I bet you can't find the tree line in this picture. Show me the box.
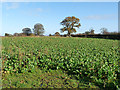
[5,16,119,37]
[5,23,44,36]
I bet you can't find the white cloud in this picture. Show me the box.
[1,0,7,2]
[84,14,117,20]
[28,8,43,16]
[22,8,43,17]
[36,8,42,12]
[6,2,19,10]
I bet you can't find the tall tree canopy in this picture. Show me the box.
[22,28,32,36]
[33,23,45,36]
[60,16,81,37]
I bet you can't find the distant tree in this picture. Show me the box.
[5,33,12,36]
[85,31,90,35]
[14,33,19,36]
[29,33,35,36]
[19,33,26,36]
[89,28,95,34]
[60,16,81,37]
[5,33,9,36]
[100,28,108,34]
[55,32,60,36]
[49,34,52,36]
[22,28,32,36]
[109,31,118,35]
[33,23,44,36]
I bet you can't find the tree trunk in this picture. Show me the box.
[68,31,71,37]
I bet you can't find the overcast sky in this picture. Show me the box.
[1,2,118,36]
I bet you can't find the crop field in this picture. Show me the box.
[1,37,120,89]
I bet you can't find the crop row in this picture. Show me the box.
[2,37,120,88]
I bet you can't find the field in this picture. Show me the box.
[1,37,120,89]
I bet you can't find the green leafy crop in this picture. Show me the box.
[2,37,120,89]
